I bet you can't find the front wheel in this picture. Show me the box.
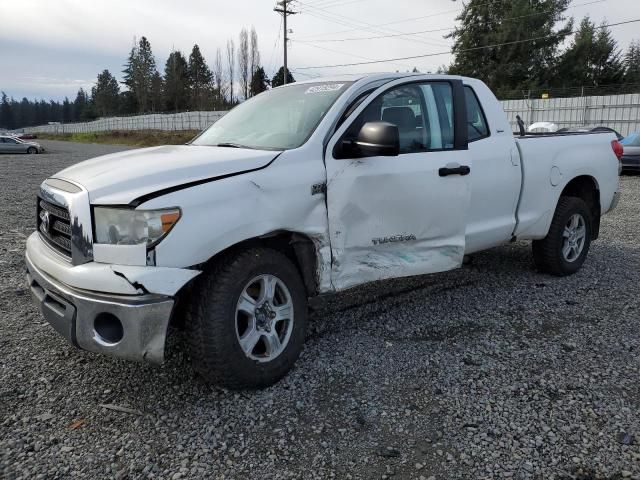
[532,196,592,276]
[27,147,37,154]
[185,248,308,389]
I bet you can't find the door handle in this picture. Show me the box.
[439,165,471,177]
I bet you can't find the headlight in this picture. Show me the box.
[93,207,181,247]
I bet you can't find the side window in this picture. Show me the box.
[464,86,489,141]
[340,82,455,155]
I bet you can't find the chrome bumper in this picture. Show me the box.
[25,253,175,363]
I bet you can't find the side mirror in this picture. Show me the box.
[355,121,400,157]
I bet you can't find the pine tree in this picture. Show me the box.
[62,98,72,123]
[92,69,120,117]
[0,92,15,130]
[250,66,269,96]
[164,50,189,111]
[271,67,295,88]
[624,40,640,84]
[448,0,572,95]
[73,88,89,122]
[188,44,213,110]
[122,36,157,113]
[556,18,624,88]
[151,71,163,112]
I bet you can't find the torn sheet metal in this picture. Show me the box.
[110,266,200,296]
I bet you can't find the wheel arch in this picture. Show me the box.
[558,175,601,240]
[198,230,321,298]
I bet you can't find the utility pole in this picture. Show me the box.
[274,0,297,85]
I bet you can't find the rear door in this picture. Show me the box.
[325,77,472,291]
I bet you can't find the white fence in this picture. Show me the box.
[20,92,640,137]
[24,111,227,134]
[502,93,640,136]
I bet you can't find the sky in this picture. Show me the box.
[0,0,638,101]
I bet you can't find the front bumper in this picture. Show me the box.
[26,252,175,363]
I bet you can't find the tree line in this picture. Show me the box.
[1,28,296,130]
[447,0,640,98]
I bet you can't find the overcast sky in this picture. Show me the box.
[0,0,637,100]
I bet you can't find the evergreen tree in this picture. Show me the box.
[164,50,189,111]
[0,92,15,130]
[73,88,89,122]
[92,69,120,117]
[448,0,572,95]
[250,66,269,96]
[271,67,295,88]
[151,71,164,111]
[623,40,640,84]
[188,44,213,110]
[122,36,157,112]
[556,18,625,88]
[62,97,73,123]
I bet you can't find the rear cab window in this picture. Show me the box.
[464,86,490,142]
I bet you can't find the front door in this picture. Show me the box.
[325,78,472,291]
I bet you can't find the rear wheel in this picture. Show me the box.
[27,147,37,154]
[532,196,592,276]
[185,248,307,389]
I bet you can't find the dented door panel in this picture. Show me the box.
[325,77,472,291]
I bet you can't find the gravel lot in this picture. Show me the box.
[1,140,639,480]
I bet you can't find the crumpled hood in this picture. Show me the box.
[54,145,280,205]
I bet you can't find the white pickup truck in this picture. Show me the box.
[26,73,621,388]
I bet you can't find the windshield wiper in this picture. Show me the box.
[216,142,247,148]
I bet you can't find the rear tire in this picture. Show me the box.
[532,196,592,276]
[185,247,308,389]
[27,147,37,154]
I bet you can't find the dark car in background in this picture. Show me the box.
[620,132,640,173]
[557,126,624,141]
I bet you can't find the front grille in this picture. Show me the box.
[37,198,72,260]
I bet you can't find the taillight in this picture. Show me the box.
[611,140,623,161]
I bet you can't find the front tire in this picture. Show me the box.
[27,147,37,154]
[185,248,308,389]
[532,196,592,276]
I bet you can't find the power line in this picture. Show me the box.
[295,0,501,40]
[294,0,451,48]
[294,0,605,44]
[267,16,283,77]
[294,18,640,70]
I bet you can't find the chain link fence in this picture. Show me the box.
[22,111,227,134]
[502,93,640,136]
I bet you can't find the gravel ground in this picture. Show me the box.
[1,140,639,480]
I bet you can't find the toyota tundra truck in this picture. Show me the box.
[25,73,622,389]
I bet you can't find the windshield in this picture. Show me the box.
[192,81,352,150]
[621,133,640,146]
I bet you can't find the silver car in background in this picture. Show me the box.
[0,135,44,154]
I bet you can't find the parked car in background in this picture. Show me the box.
[0,135,44,154]
[557,126,624,141]
[620,132,640,173]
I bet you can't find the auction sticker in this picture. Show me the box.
[305,84,345,94]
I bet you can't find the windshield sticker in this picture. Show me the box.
[305,84,345,94]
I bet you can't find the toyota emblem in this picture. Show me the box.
[42,210,51,233]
